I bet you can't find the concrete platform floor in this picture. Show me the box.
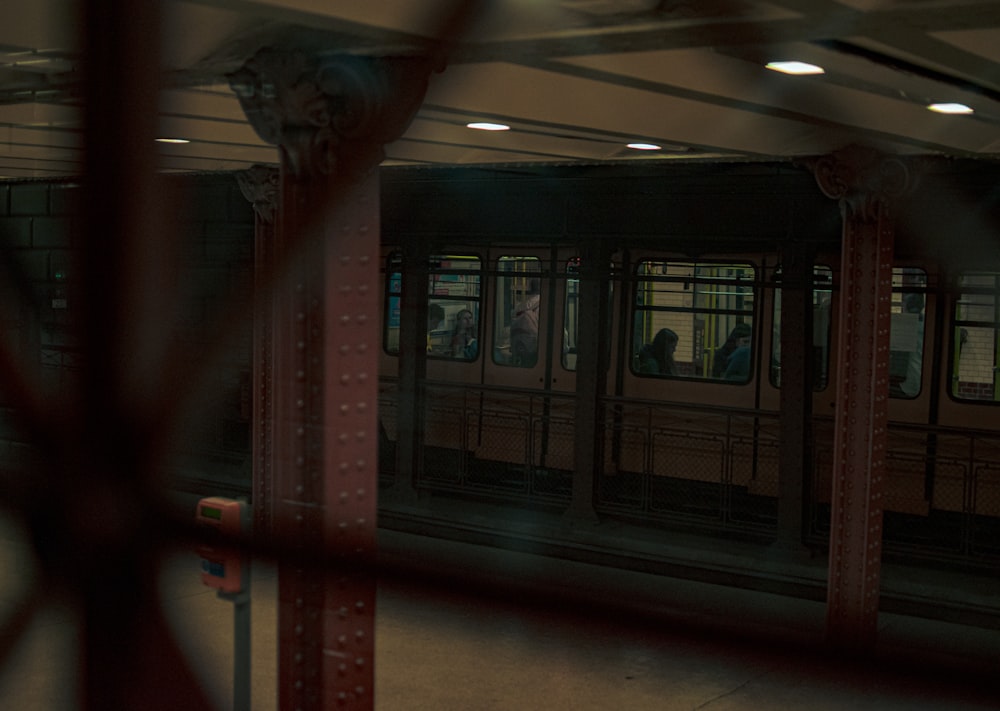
[2,519,1000,710]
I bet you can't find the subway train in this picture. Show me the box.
[375,160,1000,570]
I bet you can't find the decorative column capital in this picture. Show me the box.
[807,144,918,219]
[228,49,440,179]
[236,164,280,223]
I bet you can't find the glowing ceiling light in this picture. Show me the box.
[155,137,190,144]
[927,102,974,114]
[765,61,824,75]
[627,143,661,151]
[467,122,510,131]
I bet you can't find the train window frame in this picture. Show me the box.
[950,270,1000,403]
[382,252,483,360]
[630,259,756,382]
[769,264,834,391]
[492,255,543,368]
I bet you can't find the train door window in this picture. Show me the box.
[493,256,542,368]
[889,267,927,398]
[632,259,755,380]
[561,257,613,371]
[383,252,482,359]
[770,265,833,390]
[951,271,1000,402]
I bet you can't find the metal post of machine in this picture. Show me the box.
[195,496,252,710]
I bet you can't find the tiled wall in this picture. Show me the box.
[0,174,255,494]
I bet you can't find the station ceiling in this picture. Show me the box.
[1,0,1000,179]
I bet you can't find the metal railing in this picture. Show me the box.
[380,379,1000,569]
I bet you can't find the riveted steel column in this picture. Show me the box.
[811,146,915,651]
[238,166,280,538]
[271,169,380,709]
[229,50,439,710]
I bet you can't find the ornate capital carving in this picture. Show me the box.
[808,145,916,220]
[236,164,280,223]
[228,49,439,179]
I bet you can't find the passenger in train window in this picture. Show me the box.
[450,309,478,359]
[510,278,540,367]
[897,293,925,397]
[713,323,752,378]
[427,303,445,353]
[637,328,678,375]
[723,340,751,381]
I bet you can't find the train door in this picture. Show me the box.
[756,257,838,527]
[880,264,937,518]
[379,249,485,483]
[472,247,578,477]
[761,259,938,522]
[756,259,837,415]
[931,267,1000,543]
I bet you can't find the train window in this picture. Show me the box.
[632,260,755,380]
[889,267,927,398]
[770,265,833,390]
[951,271,1000,402]
[493,256,542,368]
[383,252,482,359]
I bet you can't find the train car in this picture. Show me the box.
[376,160,1000,569]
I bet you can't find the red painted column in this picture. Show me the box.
[811,146,916,651]
[229,50,438,709]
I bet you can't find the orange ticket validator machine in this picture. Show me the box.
[196,496,247,595]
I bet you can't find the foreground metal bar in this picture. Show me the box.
[812,146,915,651]
[77,1,217,709]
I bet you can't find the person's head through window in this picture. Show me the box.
[510,278,541,366]
[652,328,679,375]
[451,308,477,358]
[722,324,752,381]
[638,327,679,375]
[713,323,751,377]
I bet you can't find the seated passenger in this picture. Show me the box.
[510,280,540,367]
[713,323,752,378]
[449,308,478,359]
[637,328,678,376]
[897,292,925,397]
[723,343,751,381]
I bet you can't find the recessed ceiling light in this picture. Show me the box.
[765,61,824,75]
[927,102,973,114]
[155,137,190,144]
[627,143,661,151]
[467,122,510,131]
